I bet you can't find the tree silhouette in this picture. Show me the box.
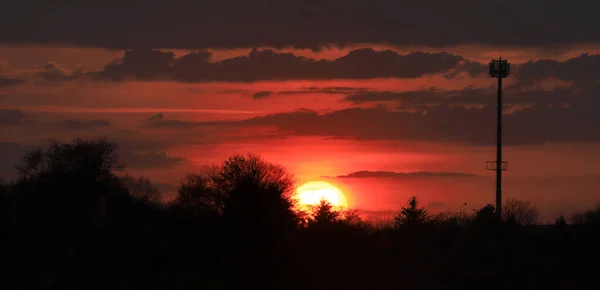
[121,174,162,203]
[555,215,567,227]
[223,155,294,227]
[570,204,600,225]
[503,198,539,226]
[0,179,11,230]
[4,138,600,289]
[200,153,298,287]
[172,173,220,216]
[213,153,293,193]
[13,138,127,231]
[16,138,124,180]
[308,198,341,227]
[341,208,362,226]
[473,204,497,225]
[394,196,428,230]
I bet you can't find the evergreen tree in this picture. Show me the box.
[394,196,428,230]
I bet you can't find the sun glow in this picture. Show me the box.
[294,181,349,210]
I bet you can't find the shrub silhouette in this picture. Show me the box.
[503,198,539,225]
[555,214,568,228]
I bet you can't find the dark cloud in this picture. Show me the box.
[0,76,25,87]
[344,86,582,106]
[0,109,24,126]
[515,53,600,85]
[141,114,227,129]
[1,1,597,49]
[56,119,111,130]
[97,48,470,82]
[278,87,369,96]
[36,62,67,82]
[148,113,164,121]
[236,85,600,145]
[142,119,204,129]
[111,138,186,169]
[34,62,87,83]
[251,87,368,99]
[218,89,251,94]
[121,151,185,169]
[98,49,175,81]
[252,91,274,99]
[326,171,480,179]
[444,61,489,79]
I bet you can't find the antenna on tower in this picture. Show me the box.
[486,57,510,219]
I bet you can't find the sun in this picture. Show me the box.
[294,181,348,210]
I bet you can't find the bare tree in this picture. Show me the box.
[215,153,295,198]
[121,174,162,203]
[502,198,539,226]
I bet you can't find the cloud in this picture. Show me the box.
[344,86,582,107]
[0,109,24,125]
[141,112,237,130]
[98,49,175,81]
[515,53,600,85]
[1,1,597,49]
[110,135,189,169]
[249,86,370,99]
[97,48,471,82]
[142,116,226,129]
[120,151,185,169]
[148,113,164,121]
[115,137,182,153]
[55,119,111,130]
[235,85,600,145]
[0,76,25,87]
[36,62,67,82]
[252,91,274,99]
[277,86,369,96]
[325,171,480,179]
[34,62,88,83]
[444,61,489,79]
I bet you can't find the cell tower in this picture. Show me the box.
[486,57,510,219]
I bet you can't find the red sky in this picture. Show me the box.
[2,42,600,221]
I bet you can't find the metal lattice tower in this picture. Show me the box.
[486,57,510,219]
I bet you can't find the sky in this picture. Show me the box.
[2,0,600,221]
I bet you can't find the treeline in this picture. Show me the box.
[0,138,599,290]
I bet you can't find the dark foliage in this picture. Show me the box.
[394,196,429,230]
[0,138,599,290]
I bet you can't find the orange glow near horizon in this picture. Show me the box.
[294,181,349,210]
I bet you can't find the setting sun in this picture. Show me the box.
[294,181,349,210]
